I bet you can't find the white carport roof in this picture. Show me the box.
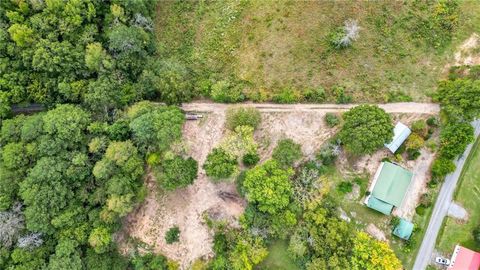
[385,122,411,153]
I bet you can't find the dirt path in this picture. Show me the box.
[181,102,440,114]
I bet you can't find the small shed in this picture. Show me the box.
[385,122,411,153]
[393,218,414,240]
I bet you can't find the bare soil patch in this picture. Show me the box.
[119,105,439,268]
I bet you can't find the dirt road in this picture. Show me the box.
[181,102,440,114]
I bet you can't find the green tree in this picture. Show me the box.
[229,234,268,270]
[203,148,238,180]
[128,104,185,152]
[436,79,480,121]
[351,232,402,270]
[156,156,198,191]
[439,122,474,160]
[339,105,393,155]
[243,160,293,214]
[272,139,302,168]
[88,227,112,254]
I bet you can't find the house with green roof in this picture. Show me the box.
[364,162,413,215]
[393,218,414,240]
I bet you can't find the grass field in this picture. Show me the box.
[155,0,480,103]
[436,138,480,253]
[258,240,298,270]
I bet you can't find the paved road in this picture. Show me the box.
[181,102,440,114]
[412,120,480,270]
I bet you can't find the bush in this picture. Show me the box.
[272,139,302,168]
[390,216,400,227]
[431,158,456,179]
[203,148,238,180]
[333,86,353,104]
[158,156,198,190]
[426,117,439,127]
[406,133,425,151]
[316,142,340,165]
[324,113,340,127]
[211,80,245,103]
[226,107,261,131]
[415,206,426,216]
[411,120,428,138]
[272,87,300,104]
[407,148,421,160]
[473,226,480,246]
[242,152,260,167]
[337,181,353,194]
[304,87,326,102]
[419,192,433,208]
[165,226,180,244]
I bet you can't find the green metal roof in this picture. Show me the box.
[371,162,413,207]
[366,196,394,215]
[393,218,414,240]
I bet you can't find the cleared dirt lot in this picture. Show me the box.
[119,103,439,269]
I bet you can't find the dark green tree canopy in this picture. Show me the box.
[436,79,480,121]
[339,105,394,155]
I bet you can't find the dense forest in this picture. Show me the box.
[1,1,480,270]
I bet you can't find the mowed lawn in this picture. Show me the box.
[155,0,480,103]
[437,138,480,253]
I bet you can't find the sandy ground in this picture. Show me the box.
[119,104,439,268]
[366,223,387,241]
[118,112,246,268]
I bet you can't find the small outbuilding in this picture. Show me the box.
[365,162,413,215]
[392,218,414,240]
[385,122,411,153]
[448,245,480,270]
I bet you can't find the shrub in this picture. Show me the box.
[316,142,340,165]
[203,148,238,180]
[226,107,261,130]
[328,20,360,49]
[406,133,425,150]
[272,139,302,168]
[211,80,244,103]
[324,113,340,127]
[411,120,428,138]
[390,216,400,227]
[407,148,421,160]
[337,181,353,194]
[165,226,180,244]
[242,152,260,167]
[431,158,456,179]
[158,156,198,190]
[419,192,433,208]
[473,226,480,246]
[339,105,393,155]
[333,86,353,104]
[304,87,326,102]
[426,117,439,127]
[272,87,300,104]
[415,206,426,216]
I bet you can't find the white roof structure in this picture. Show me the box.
[384,122,411,153]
